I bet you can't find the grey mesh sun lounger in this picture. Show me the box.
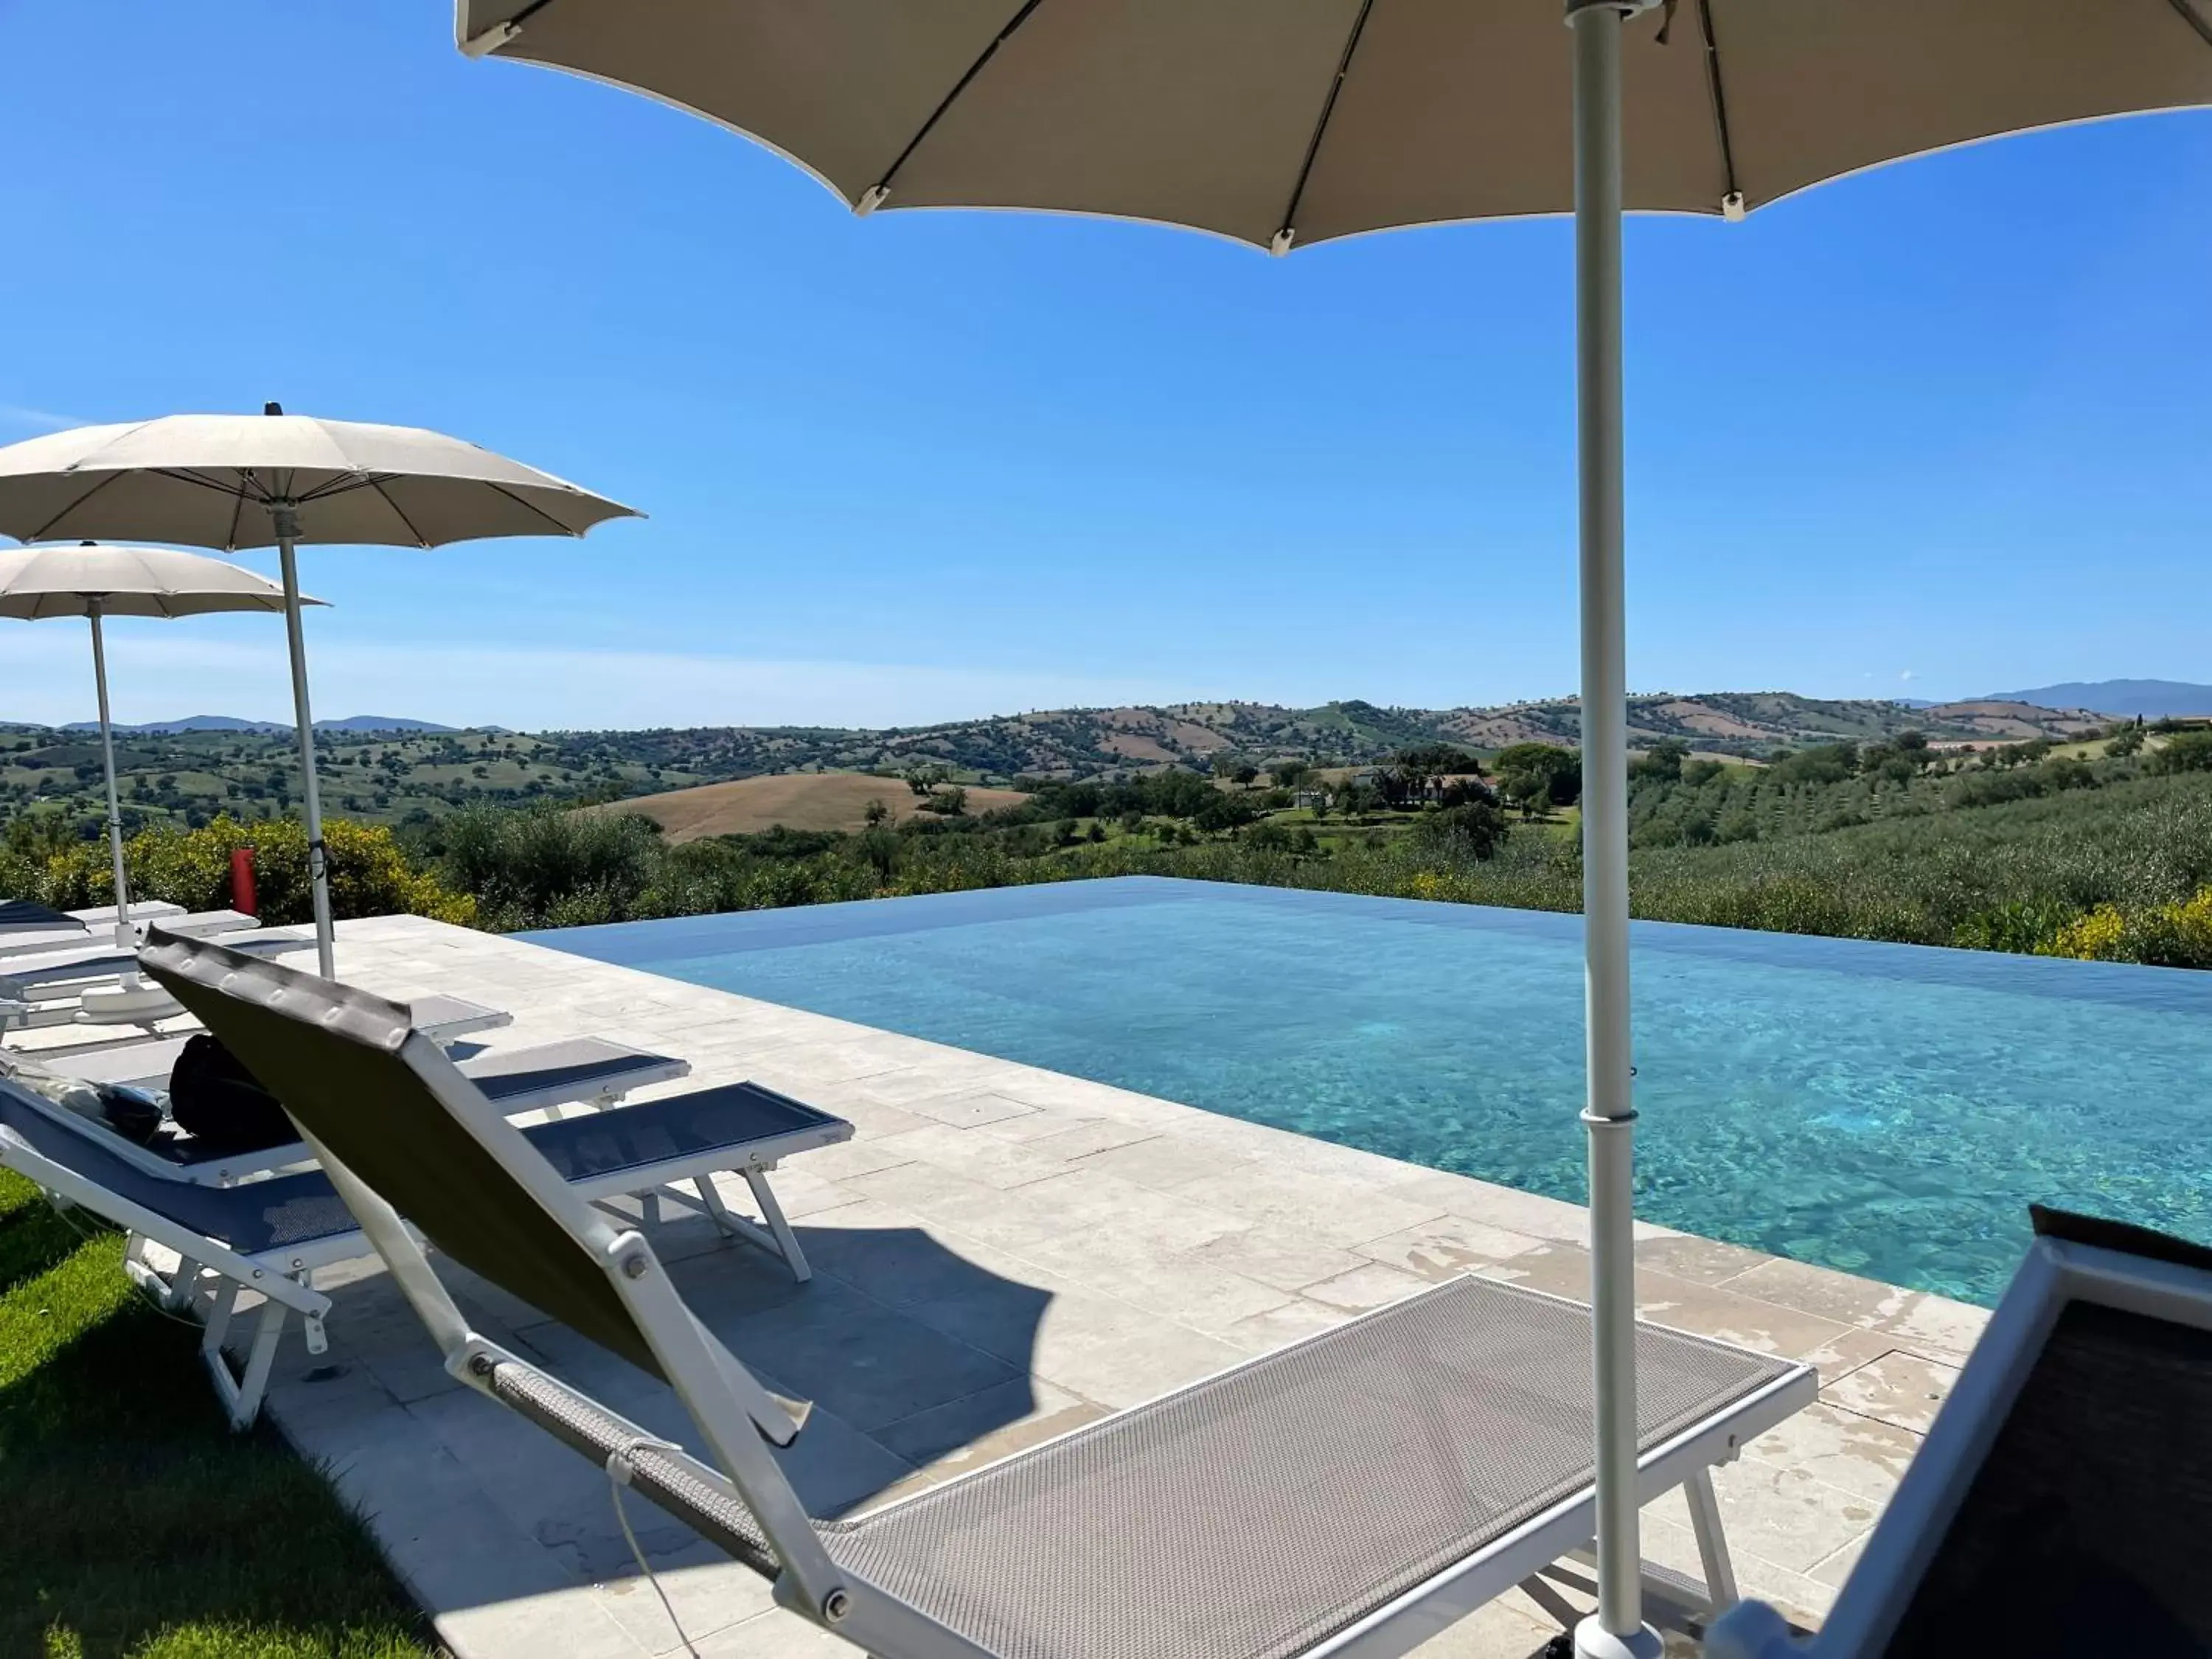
[0,927,312,1032]
[1,923,295,998]
[0,1063,851,1429]
[1710,1206,2212,1659]
[14,1034,692,1186]
[0,900,189,957]
[141,929,1818,1659]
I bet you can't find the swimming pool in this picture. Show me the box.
[530,877,2212,1305]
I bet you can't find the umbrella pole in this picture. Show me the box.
[1568,3,1655,1656]
[86,601,137,958]
[273,515,336,976]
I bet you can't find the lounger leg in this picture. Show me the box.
[201,1281,240,1358]
[696,1173,742,1237]
[220,1298,289,1430]
[742,1168,810,1283]
[1683,1467,1739,1612]
[166,1253,205,1312]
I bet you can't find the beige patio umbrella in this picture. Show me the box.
[452,5,2212,1651]
[0,543,323,1006]
[0,406,639,977]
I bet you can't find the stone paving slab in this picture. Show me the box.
[63,914,1992,1658]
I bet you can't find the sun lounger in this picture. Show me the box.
[1708,1206,2212,1659]
[0,900,186,959]
[0,898,164,951]
[0,898,113,933]
[15,1034,690,1186]
[0,928,307,1032]
[139,928,1818,1658]
[0,1060,850,1429]
[0,911,242,960]
[0,914,279,995]
[1,956,504,1039]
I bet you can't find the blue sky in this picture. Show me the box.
[2,3,2208,731]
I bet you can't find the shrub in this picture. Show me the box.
[0,815,473,928]
[435,806,660,931]
[1411,801,1510,860]
[2150,731,2212,776]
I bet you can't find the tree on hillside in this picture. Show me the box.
[1493,742,1581,814]
[1632,739,1689,783]
[1412,799,1510,860]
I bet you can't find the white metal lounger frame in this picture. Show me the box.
[142,937,1815,1659]
[0,1082,841,1430]
[0,1124,341,1430]
[1708,1222,2212,1659]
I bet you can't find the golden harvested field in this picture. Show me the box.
[584,771,1029,843]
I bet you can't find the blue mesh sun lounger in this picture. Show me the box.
[0,1061,851,1428]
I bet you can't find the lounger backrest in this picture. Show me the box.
[139,929,666,1379]
[1875,1208,2212,1655]
[1712,1206,2212,1658]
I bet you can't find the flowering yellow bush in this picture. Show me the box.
[9,815,474,928]
[2042,885,2212,968]
[2042,904,2129,961]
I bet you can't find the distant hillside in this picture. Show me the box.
[1985,680,2212,720]
[316,715,459,734]
[57,714,455,735]
[535,692,2098,786]
[1,689,2107,841]
[586,772,1029,843]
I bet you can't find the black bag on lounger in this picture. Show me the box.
[168,1034,293,1152]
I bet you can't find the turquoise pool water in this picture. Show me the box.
[530,877,2212,1305]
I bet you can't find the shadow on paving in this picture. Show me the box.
[501,1213,1060,1526]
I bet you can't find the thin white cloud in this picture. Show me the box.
[1899,669,1917,682]
[0,403,86,434]
[0,629,1203,731]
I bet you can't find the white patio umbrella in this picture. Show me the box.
[0,407,638,977]
[451,5,2212,1651]
[0,541,324,967]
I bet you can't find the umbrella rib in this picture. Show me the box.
[1274,0,1376,249]
[296,470,389,504]
[1695,0,1743,206]
[21,470,131,541]
[2166,0,2212,49]
[866,0,1049,201]
[223,480,248,551]
[479,479,591,540]
[365,476,436,547]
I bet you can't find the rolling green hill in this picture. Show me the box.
[0,689,2105,843]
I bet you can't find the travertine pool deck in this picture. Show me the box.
[83,914,1989,1657]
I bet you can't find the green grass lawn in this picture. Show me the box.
[0,1169,438,1659]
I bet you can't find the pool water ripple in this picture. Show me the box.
[532,877,2212,1304]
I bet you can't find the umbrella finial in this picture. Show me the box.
[264,401,284,417]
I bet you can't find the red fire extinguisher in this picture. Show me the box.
[230,846,258,917]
